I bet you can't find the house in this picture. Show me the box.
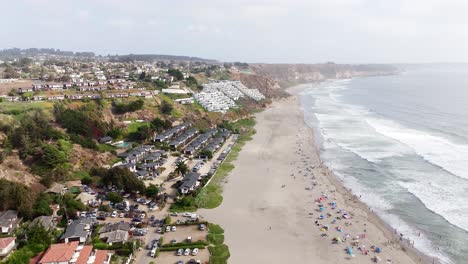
[0,237,15,257]
[179,172,201,194]
[30,216,54,230]
[60,218,95,243]
[37,242,111,264]
[98,222,130,245]
[0,210,20,234]
[98,136,113,144]
[46,183,66,195]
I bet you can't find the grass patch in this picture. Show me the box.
[208,223,224,234]
[71,171,90,180]
[209,244,230,264]
[126,121,149,134]
[0,101,54,115]
[207,234,224,245]
[97,144,116,152]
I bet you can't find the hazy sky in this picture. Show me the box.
[3,0,468,63]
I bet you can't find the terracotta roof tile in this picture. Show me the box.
[39,242,78,263]
[0,237,15,249]
[75,245,92,264]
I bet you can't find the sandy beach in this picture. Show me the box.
[199,86,424,264]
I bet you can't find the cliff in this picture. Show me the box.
[250,62,398,88]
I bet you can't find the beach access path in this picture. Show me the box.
[199,87,419,264]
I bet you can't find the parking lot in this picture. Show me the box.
[162,225,208,244]
[158,248,209,264]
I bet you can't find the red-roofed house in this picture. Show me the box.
[0,237,15,256]
[37,242,112,264]
[39,242,79,264]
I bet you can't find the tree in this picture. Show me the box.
[174,161,189,177]
[102,167,145,193]
[150,118,168,133]
[107,192,123,203]
[130,124,152,141]
[33,194,54,217]
[199,149,213,159]
[41,144,68,169]
[139,72,146,80]
[167,68,184,81]
[185,76,198,88]
[160,100,173,115]
[145,184,159,199]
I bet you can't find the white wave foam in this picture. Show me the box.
[367,118,468,181]
[399,180,468,233]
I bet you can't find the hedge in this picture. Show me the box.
[161,241,207,248]
[159,245,206,252]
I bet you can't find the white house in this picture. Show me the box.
[0,237,15,256]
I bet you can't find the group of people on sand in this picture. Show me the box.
[290,129,392,263]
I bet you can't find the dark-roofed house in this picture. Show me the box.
[98,222,130,245]
[60,218,96,243]
[98,136,113,144]
[30,215,54,230]
[179,172,201,194]
[0,210,19,234]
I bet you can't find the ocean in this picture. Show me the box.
[299,64,468,264]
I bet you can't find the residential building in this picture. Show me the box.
[0,237,15,257]
[0,210,20,234]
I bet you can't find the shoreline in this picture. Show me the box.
[199,84,433,263]
[288,84,439,264]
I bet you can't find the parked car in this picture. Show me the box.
[176,249,183,256]
[111,211,117,218]
[97,215,106,221]
[192,248,199,256]
[156,227,162,233]
[165,226,171,232]
[171,226,177,232]
[199,224,206,231]
[119,213,125,218]
[184,248,191,256]
[150,248,156,258]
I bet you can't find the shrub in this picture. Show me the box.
[208,223,224,234]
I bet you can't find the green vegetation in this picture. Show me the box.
[0,101,53,116]
[106,192,123,203]
[206,223,229,264]
[174,161,189,176]
[91,167,145,193]
[0,179,35,218]
[209,244,231,264]
[145,184,159,199]
[167,68,184,81]
[5,224,54,264]
[208,223,224,234]
[113,99,144,114]
[160,100,173,115]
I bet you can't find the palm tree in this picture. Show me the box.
[174,161,189,177]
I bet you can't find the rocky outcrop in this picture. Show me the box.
[231,72,288,98]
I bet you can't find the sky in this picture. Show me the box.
[3,0,468,63]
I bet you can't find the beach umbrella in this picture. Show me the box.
[346,246,354,257]
[375,247,382,253]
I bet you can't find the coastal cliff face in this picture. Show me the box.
[248,63,398,90]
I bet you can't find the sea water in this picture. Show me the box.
[299,64,468,264]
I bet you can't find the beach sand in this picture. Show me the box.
[199,86,425,264]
